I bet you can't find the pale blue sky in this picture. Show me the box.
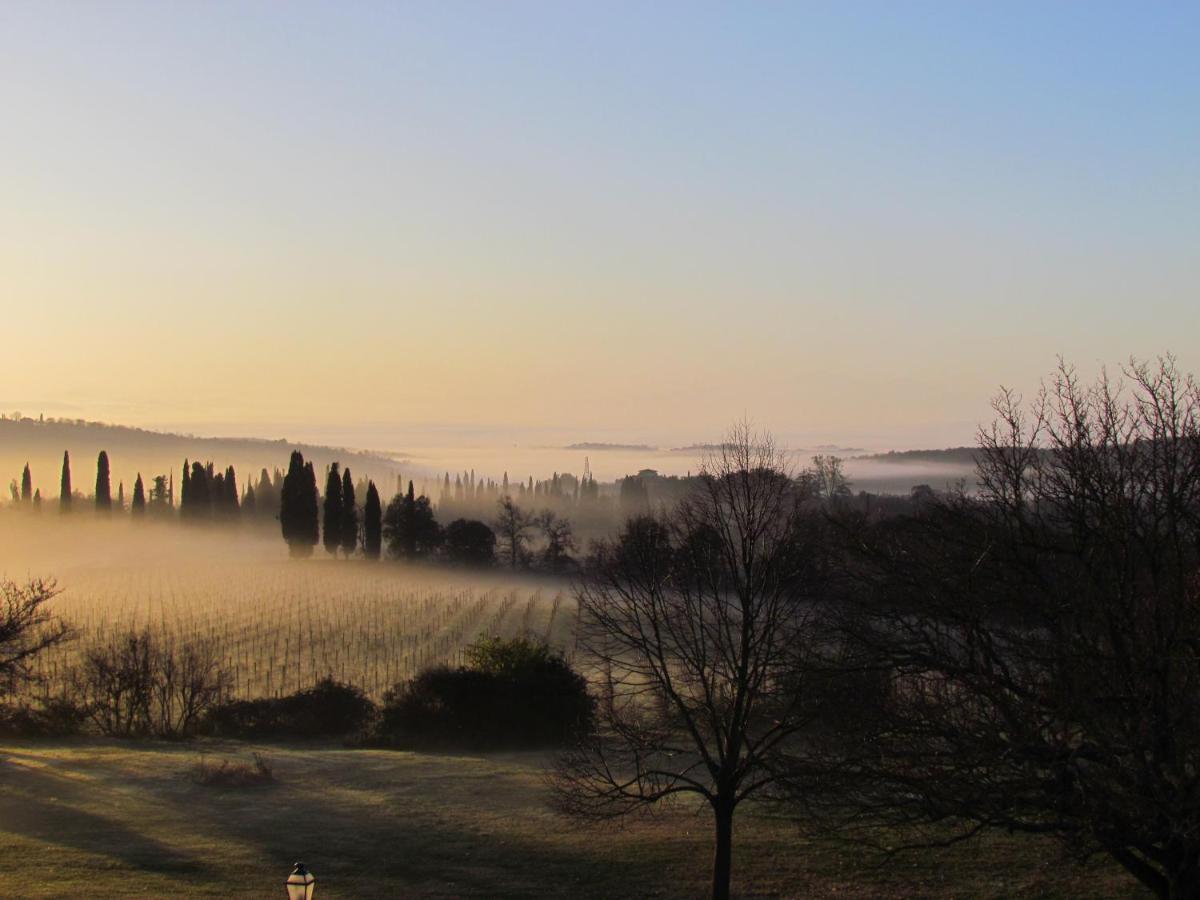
[1,2,1196,450]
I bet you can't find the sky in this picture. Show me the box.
[1,2,1197,454]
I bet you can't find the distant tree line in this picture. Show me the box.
[272,449,586,572]
[8,443,872,583]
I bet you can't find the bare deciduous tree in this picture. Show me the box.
[552,424,831,900]
[494,496,533,570]
[0,578,73,698]
[72,628,229,738]
[536,510,576,571]
[808,357,1200,900]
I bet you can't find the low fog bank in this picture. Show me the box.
[0,513,571,597]
[841,456,979,495]
[2,416,982,505]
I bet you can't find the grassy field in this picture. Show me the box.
[0,516,1152,897]
[0,738,1144,899]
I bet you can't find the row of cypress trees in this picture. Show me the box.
[34,451,226,519]
[180,459,239,518]
[24,449,386,561]
[280,451,383,559]
[35,450,119,513]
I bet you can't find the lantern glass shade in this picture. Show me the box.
[285,862,315,900]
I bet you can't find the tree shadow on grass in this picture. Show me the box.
[178,751,689,898]
[0,758,202,875]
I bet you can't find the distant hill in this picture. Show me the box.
[853,447,980,465]
[0,417,411,502]
[565,442,658,452]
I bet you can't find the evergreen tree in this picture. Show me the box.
[95,451,112,513]
[188,461,212,518]
[281,451,319,557]
[117,481,125,511]
[382,481,442,559]
[363,481,382,560]
[323,463,344,555]
[60,451,71,512]
[150,475,170,513]
[341,467,358,557]
[131,474,146,516]
[254,468,274,518]
[180,460,191,513]
[223,465,239,514]
[20,464,31,504]
[33,489,41,510]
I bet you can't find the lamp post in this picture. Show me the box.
[285,862,315,900]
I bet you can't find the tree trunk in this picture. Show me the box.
[711,799,734,900]
[1167,854,1200,900]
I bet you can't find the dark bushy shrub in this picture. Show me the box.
[205,678,376,738]
[293,678,377,735]
[375,636,593,749]
[443,519,496,566]
[204,697,283,738]
[0,699,85,737]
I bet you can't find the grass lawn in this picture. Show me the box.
[0,738,1143,898]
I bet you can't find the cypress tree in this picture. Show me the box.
[180,460,191,514]
[323,463,344,555]
[95,451,112,513]
[20,463,32,504]
[224,465,239,513]
[403,480,417,557]
[33,489,41,510]
[131,474,146,516]
[117,481,125,511]
[363,480,382,560]
[60,451,72,512]
[341,467,358,557]
[189,461,211,518]
[212,471,225,509]
[303,461,319,543]
[281,451,319,557]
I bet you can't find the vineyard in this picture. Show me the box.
[0,516,576,701]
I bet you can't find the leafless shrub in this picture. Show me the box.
[0,578,73,698]
[194,751,274,787]
[71,628,230,738]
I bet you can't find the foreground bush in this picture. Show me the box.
[0,698,85,737]
[205,677,376,738]
[374,635,593,749]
